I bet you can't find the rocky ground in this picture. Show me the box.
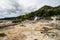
[0,20,60,40]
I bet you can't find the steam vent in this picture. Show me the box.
[0,0,60,40]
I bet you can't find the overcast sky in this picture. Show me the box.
[0,0,60,18]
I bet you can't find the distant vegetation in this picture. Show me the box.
[0,5,60,21]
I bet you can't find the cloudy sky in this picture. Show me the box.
[0,0,60,18]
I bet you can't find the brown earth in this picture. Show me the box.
[0,20,60,40]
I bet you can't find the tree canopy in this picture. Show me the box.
[0,5,60,21]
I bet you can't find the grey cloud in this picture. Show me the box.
[0,0,60,18]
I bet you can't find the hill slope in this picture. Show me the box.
[0,5,60,21]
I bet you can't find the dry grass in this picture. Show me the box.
[0,20,60,40]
